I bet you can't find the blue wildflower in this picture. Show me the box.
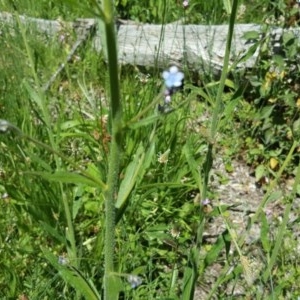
[159,66,184,113]
[162,66,184,90]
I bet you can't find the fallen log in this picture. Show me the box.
[0,12,294,74]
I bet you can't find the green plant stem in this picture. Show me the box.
[197,1,238,298]
[210,4,237,138]
[101,0,123,298]
[201,0,238,200]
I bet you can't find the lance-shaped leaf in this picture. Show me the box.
[26,171,106,189]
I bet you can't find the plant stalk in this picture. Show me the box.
[202,0,239,199]
[101,0,122,298]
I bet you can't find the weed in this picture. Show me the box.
[0,0,300,299]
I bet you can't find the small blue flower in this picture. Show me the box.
[162,66,184,89]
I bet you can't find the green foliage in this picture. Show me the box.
[0,0,300,299]
[237,24,300,176]
[0,0,273,24]
[0,0,90,19]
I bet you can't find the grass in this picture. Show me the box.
[0,0,300,299]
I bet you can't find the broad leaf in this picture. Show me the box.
[42,248,100,300]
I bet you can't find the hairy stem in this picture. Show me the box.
[101,0,123,298]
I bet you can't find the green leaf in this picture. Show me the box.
[23,81,43,113]
[182,266,194,300]
[266,190,282,202]
[28,154,53,172]
[236,43,260,65]
[143,137,156,170]
[205,230,230,266]
[60,120,82,130]
[116,144,154,209]
[183,142,202,192]
[260,212,270,253]
[107,273,123,300]
[260,105,274,120]
[116,136,155,222]
[145,224,170,241]
[255,165,265,182]
[292,118,300,138]
[272,54,285,67]
[242,30,260,40]
[97,18,108,58]
[2,264,17,297]
[26,171,105,189]
[73,186,85,220]
[182,247,199,300]
[128,115,161,129]
[115,143,145,209]
[86,162,105,182]
[39,221,66,244]
[187,85,212,104]
[223,0,232,14]
[225,79,235,89]
[42,248,100,300]
[297,184,300,195]
[282,31,295,46]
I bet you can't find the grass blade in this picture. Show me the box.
[26,171,105,189]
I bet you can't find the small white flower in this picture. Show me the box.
[2,192,9,199]
[202,198,211,206]
[164,95,171,104]
[183,0,189,8]
[58,256,69,265]
[158,149,170,164]
[169,226,180,238]
[0,120,9,132]
[127,275,142,288]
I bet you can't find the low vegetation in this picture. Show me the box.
[0,0,299,299]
